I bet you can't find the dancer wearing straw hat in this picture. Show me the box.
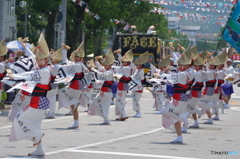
[88,48,115,125]
[162,47,191,143]
[113,49,133,121]
[58,41,89,129]
[131,51,149,117]
[8,33,51,156]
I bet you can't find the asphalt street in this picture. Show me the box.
[0,86,240,159]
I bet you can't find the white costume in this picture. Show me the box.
[88,69,114,124]
[9,66,51,143]
[7,47,37,121]
[58,61,89,110]
[162,72,188,131]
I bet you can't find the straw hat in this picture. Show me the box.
[70,50,76,62]
[133,51,149,65]
[49,48,63,61]
[30,43,36,52]
[169,42,173,48]
[178,46,191,65]
[191,45,198,60]
[87,59,96,68]
[121,49,133,62]
[75,41,85,57]
[178,44,185,51]
[0,39,8,56]
[198,50,208,61]
[159,56,170,67]
[102,48,115,65]
[207,57,221,66]
[193,55,205,65]
[215,53,228,65]
[17,37,29,43]
[34,33,49,59]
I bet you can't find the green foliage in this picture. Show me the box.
[16,0,170,56]
[16,0,47,43]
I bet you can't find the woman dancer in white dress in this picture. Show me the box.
[8,33,51,157]
[113,49,133,121]
[162,47,191,143]
[88,48,115,125]
[45,44,69,118]
[58,42,89,129]
[131,51,149,117]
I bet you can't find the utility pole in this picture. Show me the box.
[57,0,67,48]
[24,7,27,37]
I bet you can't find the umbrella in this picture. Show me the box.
[6,40,32,52]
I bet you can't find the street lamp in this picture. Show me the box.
[20,1,27,37]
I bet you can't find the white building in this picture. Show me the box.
[4,0,17,41]
[167,17,181,32]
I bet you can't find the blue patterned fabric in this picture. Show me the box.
[206,87,215,96]
[180,93,188,101]
[38,97,50,109]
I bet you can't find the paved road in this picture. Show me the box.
[0,86,240,159]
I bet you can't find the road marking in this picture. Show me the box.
[230,107,240,111]
[230,101,238,105]
[45,127,165,156]
[66,149,200,159]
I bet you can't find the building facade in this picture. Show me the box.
[4,0,16,41]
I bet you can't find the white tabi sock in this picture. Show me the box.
[170,135,183,143]
[28,143,45,156]
[207,118,213,122]
[194,120,198,125]
[74,120,79,126]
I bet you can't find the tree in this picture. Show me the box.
[0,0,5,41]
[16,0,47,44]
[24,0,62,48]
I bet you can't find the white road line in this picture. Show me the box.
[45,127,165,156]
[67,150,200,159]
[230,107,240,111]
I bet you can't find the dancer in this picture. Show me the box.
[198,57,220,124]
[8,33,51,156]
[211,53,228,120]
[148,56,170,114]
[88,48,115,125]
[181,46,198,132]
[131,51,149,117]
[187,54,205,128]
[45,44,69,118]
[113,49,133,121]
[58,42,89,129]
[222,59,235,108]
[162,47,191,143]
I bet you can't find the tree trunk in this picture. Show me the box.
[66,4,86,56]
[0,0,5,40]
[94,36,102,57]
[45,10,58,49]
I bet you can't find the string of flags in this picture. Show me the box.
[162,38,220,43]
[148,0,237,6]
[152,9,228,26]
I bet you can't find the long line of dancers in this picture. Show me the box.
[0,33,238,156]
